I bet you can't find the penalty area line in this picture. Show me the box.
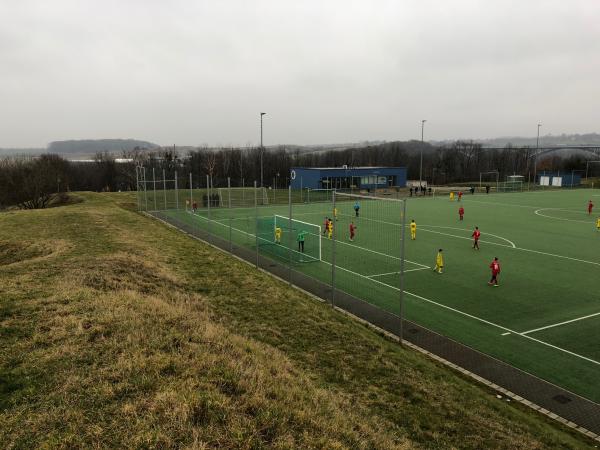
[521,311,600,335]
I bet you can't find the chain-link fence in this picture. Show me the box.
[136,167,409,343]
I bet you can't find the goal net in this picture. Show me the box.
[305,188,334,204]
[218,187,269,208]
[498,181,523,192]
[256,214,321,263]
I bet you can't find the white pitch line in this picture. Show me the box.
[514,246,600,267]
[367,271,401,278]
[367,267,429,278]
[405,267,431,273]
[534,208,595,224]
[330,235,430,269]
[176,211,600,367]
[501,332,511,336]
[521,311,600,335]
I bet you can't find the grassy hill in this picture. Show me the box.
[0,193,594,448]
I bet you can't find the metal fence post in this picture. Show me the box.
[174,171,179,210]
[143,167,148,211]
[228,177,232,251]
[399,198,407,345]
[152,168,157,211]
[207,174,211,241]
[330,190,336,306]
[189,173,193,213]
[288,184,293,284]
[163,169,167,210]
[254,181,259,268]
[135,166,140,211]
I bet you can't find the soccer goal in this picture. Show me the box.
[256,214,321,263]
[498,181,523,192]
[218,187,269,208]
[479,171,499,192]
[306,188,334,204]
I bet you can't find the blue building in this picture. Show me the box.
[290,166,407,190]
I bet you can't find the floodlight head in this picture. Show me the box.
[261,112,266,116]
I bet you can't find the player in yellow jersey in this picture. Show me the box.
[410,220,416,240]
[274,226,282,244]
[333,207,338,221]
[433,248,444,273]
[327,218,333,239]
[597,217,600,231]
[449,191,455,201]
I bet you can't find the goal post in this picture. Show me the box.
[480,171,499,192]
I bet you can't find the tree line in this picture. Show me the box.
[0,142,597,209]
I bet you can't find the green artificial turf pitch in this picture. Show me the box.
[160,189,600,403]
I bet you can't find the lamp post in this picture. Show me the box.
[534,123,541,184]
[420,119,426,188]
[260,112,266,187]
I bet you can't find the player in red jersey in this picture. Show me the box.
[488,257,501,286]
[458,191,463,201]
[458,206,464,221]
[322,217,328,235]
[588,200,594,215]
[349,221,356,241]
[472,226,481,250]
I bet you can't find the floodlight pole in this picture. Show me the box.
[534,123,542,185]
[420,119,426,188]
[260,112,266,188]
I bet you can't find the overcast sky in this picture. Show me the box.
[1,0,599,148]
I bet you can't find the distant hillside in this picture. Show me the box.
[432,133,600,148]
[481,133,600,147]
[47,139,159,154]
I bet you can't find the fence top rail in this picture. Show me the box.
[335,191,406,202]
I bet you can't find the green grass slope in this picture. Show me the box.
[0,192,595,449]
